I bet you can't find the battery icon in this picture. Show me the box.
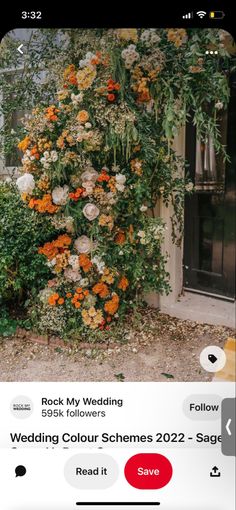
[209,11,225,19]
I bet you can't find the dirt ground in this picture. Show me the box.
[0,309,233,382]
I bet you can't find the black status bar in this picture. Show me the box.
[0,4,235,32]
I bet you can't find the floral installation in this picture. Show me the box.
[15,28,232,335]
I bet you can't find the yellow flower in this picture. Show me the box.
[101,268,115,284]
[167,29,187,48]
[77,110,89,123]
[88,307,97,317]
[116,29,138,42]
[82,308,104,329]
[99,214,114,230]
[18,136,30,152]
[76,66,97,90]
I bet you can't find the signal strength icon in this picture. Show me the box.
[197,11,207,18]
[182,12,193,19]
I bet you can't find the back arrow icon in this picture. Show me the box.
[226,418,232,436]
[17,44,24,55]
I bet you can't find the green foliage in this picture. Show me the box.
[0,183,54,305]
[0,308,17,337]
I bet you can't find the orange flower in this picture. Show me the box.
[28,194,59,214]
[18,136,31,152]
[39,235,72,260]
[74,301,81,309]
[107,177,116,193]
[101,268,115,285]
[30,145,40,159]
[69,75,77,85]
[58,298,65,305]
[28,198,37,209]
[77,110,89,124]
[97,170,110,182]
[92,282,109,298]
[130,158,143,176]
[137,90,151,103]
[71,294,79,304]
[63,64,78,86]
[64,64,75,78]
[69,187,84,201]
[118,276,129,291]
[66,292,72,298]
[115,230,126,245]
[107,93,116,102]
[104,294,119,315]
[45,105,59,122]
[55,234,72,248]
[48,293,60,306]
[79,254,93,273]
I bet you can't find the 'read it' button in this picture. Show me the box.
[124,453,173,490]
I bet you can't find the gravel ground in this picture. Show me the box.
[0,309,233,382]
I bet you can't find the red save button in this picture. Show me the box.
[124,453,173,490]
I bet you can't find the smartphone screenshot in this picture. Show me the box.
[0,5,235,509]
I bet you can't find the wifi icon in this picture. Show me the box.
[197,10,207,18]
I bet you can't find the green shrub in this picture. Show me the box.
[0,182,54,306]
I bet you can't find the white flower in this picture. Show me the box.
[137,230,145,238]
[137,231,147,244]
[68,255,80,270]
[115,173,126,185]
[82,182,95,195]
[91,256,105,274]
[121,44,139,68]
[112,164,120,173]
[51,151,58,162]
[85,122,92,129]
[116,184,125,192]
[107,192,117,205]
[64,216,74,233]
[47,258,57,268]
[52,185,69,205]
[41,150,58,168]
[16,173,35,194]
[64,268,82,282]
[140,205,148,212]
[71,92,83,105]
[79,52,96,68]
[185,182,194,192]
[83,203,100,221]
[81,168,98,182]
[215,101,224,110]
[74,235,93,253]
[39,287,54,305]
[80,278,89,287]
[141,29,160,46]
[115,173,126,192]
